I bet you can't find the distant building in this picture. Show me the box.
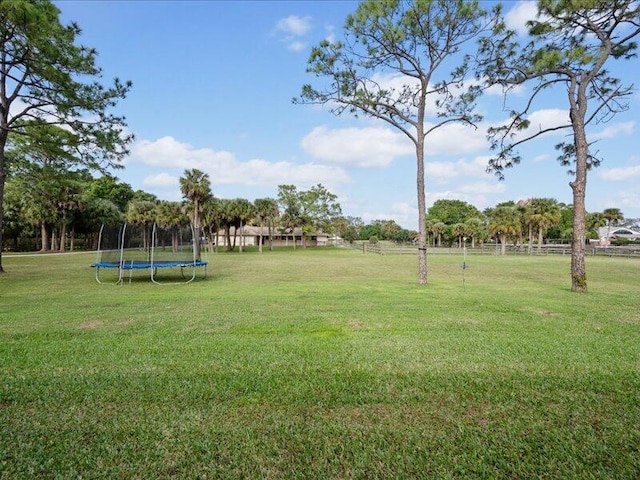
[597,226,640,241]
[212,226,330,247]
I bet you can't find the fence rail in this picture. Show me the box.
[351,242,640,258]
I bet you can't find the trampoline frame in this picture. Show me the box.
[91,223,208,285]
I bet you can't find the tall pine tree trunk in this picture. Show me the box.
[569,82,589,292]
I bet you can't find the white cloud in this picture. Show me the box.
[275,15,312,51]
[598,165,640,181]
[324,24,336,43]
[505,1,538,36]
[301,125,413,167]
[301,121,488,169]
[143,173,179,188]
[423,123,488,155]
[287,41,306,52]
[591,121,634,141]
[426,157,489,181]
[131,136,350,189]
[493,108,570,143]
[276,15,311,36]
[525,108,569,132]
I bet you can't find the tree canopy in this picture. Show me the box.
[0,0,132,272]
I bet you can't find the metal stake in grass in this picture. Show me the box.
[461,237,469,289]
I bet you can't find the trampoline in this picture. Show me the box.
[91,222,208,285]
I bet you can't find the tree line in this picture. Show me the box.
[4,160,632,258]
[3,167,345,256]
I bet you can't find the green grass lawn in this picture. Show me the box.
[1,248,639,478]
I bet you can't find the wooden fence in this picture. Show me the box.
[352,241,640,258]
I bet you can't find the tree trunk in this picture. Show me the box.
[528,224,533,254]
[500,234,507,255]
[0,133,8,272]
[225,226,232,252]
[569,86,588,292]
[258,221,263,254]
[537,228,544,253]
[239,221,244,253]
[59,222,67,252]
[41,223,50,252]
[415,136,427,285]
[268,220,273,251]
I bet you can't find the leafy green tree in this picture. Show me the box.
[479,0,640,291]
[332,216,364,243]
[2,180,33,250]
[86,175,134,213]
[427,199,483,227]
[296,0,497,284]
[546,203,573,241]
[179,169,211,260]
[0,0,132,271]
[277,184,342,248]
[254,197,279,253]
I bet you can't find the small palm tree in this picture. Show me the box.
[431,221,446,247]
[464,217,485,249]
[254,198,279,253]
[602,207,624,241]
[529,198,562,252]
[179,169,211,260]
[155,201,187,253]
[488,205,521,255]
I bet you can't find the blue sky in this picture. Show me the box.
[56,1,639,229]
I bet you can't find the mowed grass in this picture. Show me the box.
[1,248,639,478]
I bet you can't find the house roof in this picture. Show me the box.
[597,226,640,239]
[216,226,329,237]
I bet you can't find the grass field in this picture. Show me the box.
[1,248,639,478]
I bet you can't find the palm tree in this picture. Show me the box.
[156,201,188,253]
[202,197,222,254]
[254,198,279,253]
[527,198,562,252]
[431,221,446,247]
[602,207,624,241]
[125,200,157,252]
[586,212,607,240]
[518,198,536,253]
[488,205,521,255]
[179,169,211,261]
[464,217,485,249]
[451,223,466,248]
[232,198,255,252]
